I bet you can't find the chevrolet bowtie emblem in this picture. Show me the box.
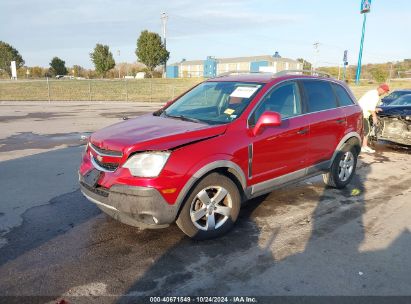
[97,155,103,162]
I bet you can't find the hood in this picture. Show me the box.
[90,114,227,154]
[379,105,411,117]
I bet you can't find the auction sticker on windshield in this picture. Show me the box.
[230,86,260,98]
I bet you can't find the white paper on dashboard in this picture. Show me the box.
[230,86,259,98]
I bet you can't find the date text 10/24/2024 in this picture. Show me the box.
[149,296,258,303]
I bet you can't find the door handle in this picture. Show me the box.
[297,128,309,135]
[335,118,346,124]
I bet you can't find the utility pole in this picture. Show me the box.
[342,50,348,81]
[388,63,394,84]
[313,42,320,71]
[117,50,121,79]
[161,12,168,78]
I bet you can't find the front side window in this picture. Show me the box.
[332,83,354,106]
[163,81,262,124]
[302,80,337,112]
[249,82,302,126]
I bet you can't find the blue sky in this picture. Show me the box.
[1,0,409,68]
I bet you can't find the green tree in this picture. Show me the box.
[136,30,169,77]
[90,44,115,77]
[297,58,312,70]
[49,57,68,76]
[0,41,25,77]
[369,66,389,82]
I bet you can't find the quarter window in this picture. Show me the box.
[332,83,354,106]
[250,82,302,126]
[302,80,337,112]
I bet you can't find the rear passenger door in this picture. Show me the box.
[331,83,360,136]
[301,80,346,166]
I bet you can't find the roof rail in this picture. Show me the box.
[214,70,274,78]
[274,69,331,78]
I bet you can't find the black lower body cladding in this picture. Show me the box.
[79,174,179,228]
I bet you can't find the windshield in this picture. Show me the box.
[390,95,411,106]
[163,81,263,124]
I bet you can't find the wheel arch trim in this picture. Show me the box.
[174,160,247,211]
[331,132,362,164]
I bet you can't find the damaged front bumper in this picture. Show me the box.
[79,172,180,228]
[377,116,411,146]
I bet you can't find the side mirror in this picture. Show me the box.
[253,111,281,136]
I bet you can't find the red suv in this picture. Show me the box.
[79,72,363,240]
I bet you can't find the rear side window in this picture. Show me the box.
[302,80,337,112]
[332,83,354,106]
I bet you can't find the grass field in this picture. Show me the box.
[0,78,202,102]
[0,78,410,102]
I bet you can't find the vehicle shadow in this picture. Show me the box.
[116,160,372,301]
[116,194,269,303]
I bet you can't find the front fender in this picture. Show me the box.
[174,155,247,210]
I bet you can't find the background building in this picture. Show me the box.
[166,53,302,78]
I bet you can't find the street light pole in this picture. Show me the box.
[161,12,168,78]
[313,42,320,71]
[356,0,372,85]
[355,13,367,85]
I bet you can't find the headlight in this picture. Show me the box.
[123,152,170,177]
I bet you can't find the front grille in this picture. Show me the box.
[90,143,122,157]
[81,182,109,197]
[92,156,119,171]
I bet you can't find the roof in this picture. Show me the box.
[174,60,204,66]
[207,73,275,83]
[206,73,336,84]
[218,55,297,64]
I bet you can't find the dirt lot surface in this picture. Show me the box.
[0,102,410,303]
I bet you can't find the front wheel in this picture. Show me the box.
[176,173,241,240]
[323,144,358,188]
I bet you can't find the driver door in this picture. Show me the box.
[248,81,310,185]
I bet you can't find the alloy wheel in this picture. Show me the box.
[190,186,232,231]
[338,151,355,182]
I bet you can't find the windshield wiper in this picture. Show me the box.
[164,112,202,123]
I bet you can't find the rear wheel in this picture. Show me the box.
[176,173,241,240]
[323,144,358,188]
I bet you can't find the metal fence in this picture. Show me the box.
[0,78,203,102]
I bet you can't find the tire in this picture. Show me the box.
[323,144,358,189]
[176,172,241,240]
